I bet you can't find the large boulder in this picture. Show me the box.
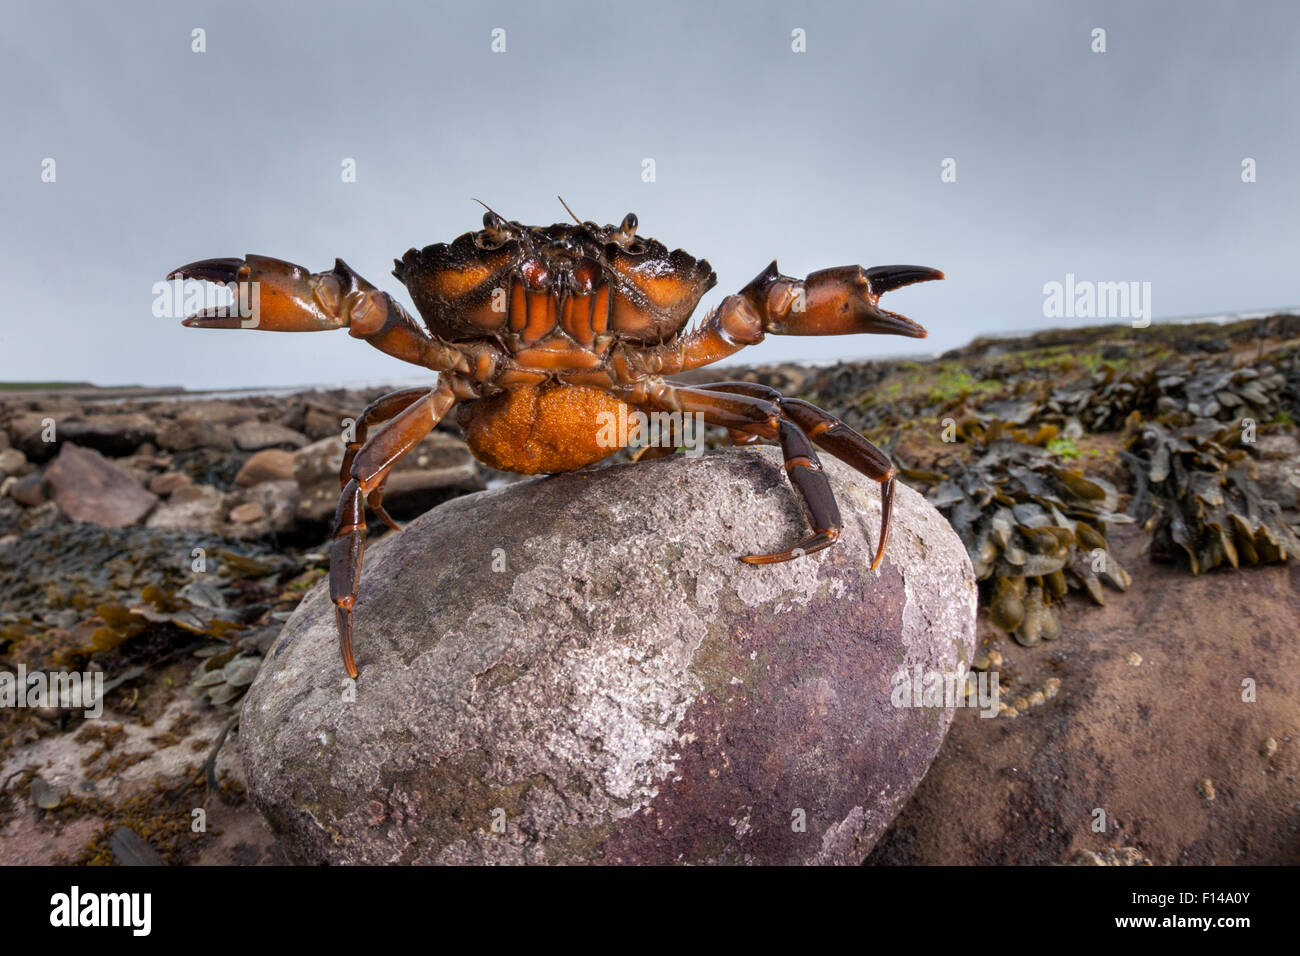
[240,447,977,865]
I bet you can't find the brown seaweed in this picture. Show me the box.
[903,439,1131,646]
[1126,420,1300,572]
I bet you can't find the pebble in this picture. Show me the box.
[235,448,296,487]
[229,502,267,524]
[231,421,309,452]
[9,472,47,506]
[148,471,193,496]
[170,484,208,504]
[30,777,63,810]
[0,448,28,477]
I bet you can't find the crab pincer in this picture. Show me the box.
[166,255,391,334]
[753,262,942,339]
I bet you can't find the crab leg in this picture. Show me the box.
[616,380,842,563]
[627,411,679,463]
[339,386,435,531]
[165,255,470,374]
[633,262,942,375]
[331,380,456,678]
[749,419,842,561]
[629,418,755,461]
[694,382,898,570]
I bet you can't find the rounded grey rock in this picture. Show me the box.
[239,447,976,864]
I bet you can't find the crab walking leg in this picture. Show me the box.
[617,380,841,563]
[166,255,471,374]
[695,381,898,570]
[628,410,679,463]
[339,386,434,531]
[331,381,456,678]
[626,263,941,376]
[629,416,754,462]
[743,419,843,562]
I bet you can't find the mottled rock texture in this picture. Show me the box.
[240,447,976,864]
[867,524,1300,866]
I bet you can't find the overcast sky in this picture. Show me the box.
[2,0,1297,389]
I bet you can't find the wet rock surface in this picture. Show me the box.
[867,526,1300,865]
[240,448,977,865]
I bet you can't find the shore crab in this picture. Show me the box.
[168,201,943,677]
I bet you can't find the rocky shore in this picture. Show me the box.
[1,313,1298,864]
[0,385,488,863]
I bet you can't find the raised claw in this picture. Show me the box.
[165,254,389,334]
[746,261,942,339]
[860,265,945,338]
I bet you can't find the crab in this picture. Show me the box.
[167,201,943,678]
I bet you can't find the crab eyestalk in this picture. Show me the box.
[746,262,942,339]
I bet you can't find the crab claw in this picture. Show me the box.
[748,262,942,339]
[166,255,390,335]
